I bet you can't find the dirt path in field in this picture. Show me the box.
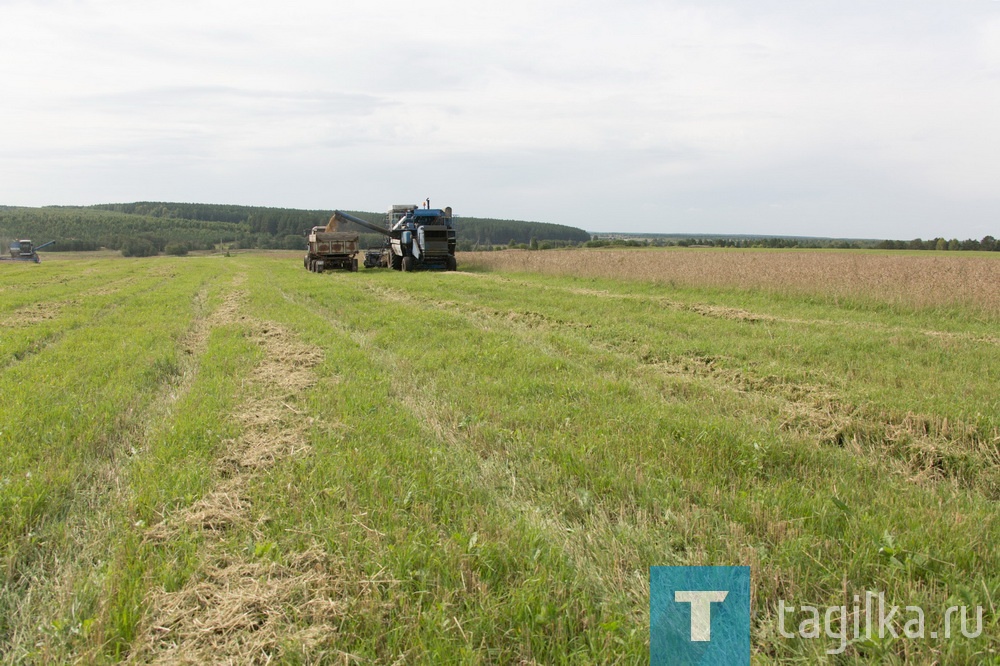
[129,284,353,665]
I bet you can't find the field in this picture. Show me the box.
[462,248,1000,314]
[1,249,998,664]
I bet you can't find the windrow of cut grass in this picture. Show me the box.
[460,248,1000,318]
[0,256,243,662]
[2,252,997,663]
[227,254,996,663]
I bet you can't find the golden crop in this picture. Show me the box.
[461,249,1000,314]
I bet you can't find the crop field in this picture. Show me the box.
[462,248,1000,314]
[1,250,998,664]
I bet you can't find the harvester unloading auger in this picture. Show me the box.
[329,202,458,271]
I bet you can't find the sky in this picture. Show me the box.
[1,0,998,239]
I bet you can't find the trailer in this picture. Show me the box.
[303,227,359,273]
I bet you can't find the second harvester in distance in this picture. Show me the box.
[330,200,458,272]
[3,239,56,264]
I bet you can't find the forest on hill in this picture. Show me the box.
[0,202,590,254]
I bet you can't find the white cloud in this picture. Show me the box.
[1,0,998,238]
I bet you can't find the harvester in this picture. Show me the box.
[329,202,457,271]
[303,220,359,272]
[3,240,55,263]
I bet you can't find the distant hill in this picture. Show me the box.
[0,206,242,252]
[0,202,590,252]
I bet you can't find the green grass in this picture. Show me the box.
[1,252,997,664]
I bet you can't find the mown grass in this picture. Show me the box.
[1,250,997,664]
[0,257,234,659]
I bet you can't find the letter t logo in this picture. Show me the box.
[675,590,729,641]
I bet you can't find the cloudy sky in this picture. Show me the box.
[1,0,998,238]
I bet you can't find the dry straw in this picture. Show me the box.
[462,249,1000,315]
[132,284,342,665]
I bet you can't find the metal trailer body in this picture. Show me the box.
[3,240,55,263]
[303,227,359,272]
[329,204,457,272]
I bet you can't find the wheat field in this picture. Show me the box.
[461,248,1000,315]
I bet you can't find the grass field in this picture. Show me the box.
[1,250,997,664]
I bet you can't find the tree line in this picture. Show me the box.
[875,236,998,252]
[22,201,991,256]
[586,235,1000,251]
[586,237,876,249]
[0,207,242,254]
[2,203,592,255]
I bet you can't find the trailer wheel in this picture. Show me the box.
[401,256,414,272]
[303,255,309,269]
[391,254,402,271]
[316,261,325,272]
[352,258,359,272]
[446,255,457,271]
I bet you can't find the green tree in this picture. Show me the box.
[121,238,157,257]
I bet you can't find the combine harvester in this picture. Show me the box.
[329,201,458,272]
[2,239,55,264]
